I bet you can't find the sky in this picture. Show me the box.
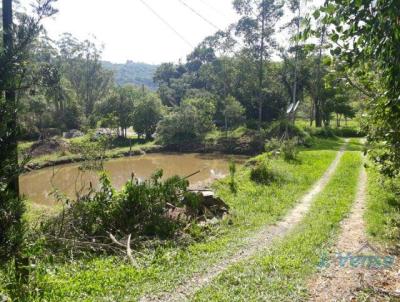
[19,0,323,64]
[36,0,239,64]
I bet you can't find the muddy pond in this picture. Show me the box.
[20,153,246,206]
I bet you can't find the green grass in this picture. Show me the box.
[347,138,365,151]
[295,118,360,130]
[193,151,362,302]
[205,126,248,141]
[24,147,339,301]
[365,165,400,246]
[302,136,345,151]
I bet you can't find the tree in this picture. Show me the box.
[57,34,113,124]
[233,0,283,128]
[316,0,400,176]
[132,94,163,140]
[223,95,245,131]
[96,85,141,137]
[154,62,187,106]
[0,0,57,280]
[157,97,216,147]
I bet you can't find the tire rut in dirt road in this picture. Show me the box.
[140,141,348,302]
[308,158,368,301]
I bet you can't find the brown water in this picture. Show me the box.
[20,153,246,206]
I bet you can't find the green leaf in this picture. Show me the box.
[312,10,320,20]
[331,33,339,43]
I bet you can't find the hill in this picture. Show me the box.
[102,60,158,90]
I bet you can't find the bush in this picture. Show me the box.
[264,138,281,156]
[280,138,299,162]
[266,120,307,140]
[49,170,202,242]
[332,127,365,138]
[69,134,110,170]
[303,126,336,138]
[250,159,277,184]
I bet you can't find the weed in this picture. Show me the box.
[281,138,300,162]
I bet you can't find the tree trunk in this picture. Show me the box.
[2,0,20,196]
[290,3,301,125]
[314,25,326,128]
[258,5,266,130]
[2,0,28,286]
[315,103,322,127]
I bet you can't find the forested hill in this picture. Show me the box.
[102,61,158,90]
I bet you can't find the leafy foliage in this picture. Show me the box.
[156,97,216,147]
[314,0,400,176]
[0,0,57,269]
[132,94,163,139]
[250,157,277,184]
[49,170,201,241]
[280,138,299,162]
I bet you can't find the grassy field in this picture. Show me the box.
[16,140,342,301]
[193,151,362,301]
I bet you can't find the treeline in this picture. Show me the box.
[17,0,361,144]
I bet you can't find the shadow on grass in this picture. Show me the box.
[301,137,344,152]
[347,139,365,151]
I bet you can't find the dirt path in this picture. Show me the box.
[309,157,400,301]
[308,159,368,301]
[140,142,348,302]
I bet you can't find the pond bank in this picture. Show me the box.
[21,152,248,205]
[23,135,263,172]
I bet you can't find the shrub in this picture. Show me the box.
[69,134,110,170]
[332,127,365,138]
[250,159,277,184]
[266,120,307,140]
[304,126,336,138]
[280,138,299,162]
[264,138,281,156]
[49,170,202,242]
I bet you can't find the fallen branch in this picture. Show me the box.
[126,234,136,266]
[183,170,201,180]
[109,233,126,248]
[46,235,122,254]
[109,233,138,267]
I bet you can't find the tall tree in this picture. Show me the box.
[2,0,18,195]
[233,0,283,128]
[58,34,113,123]
[0,0,57,281]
